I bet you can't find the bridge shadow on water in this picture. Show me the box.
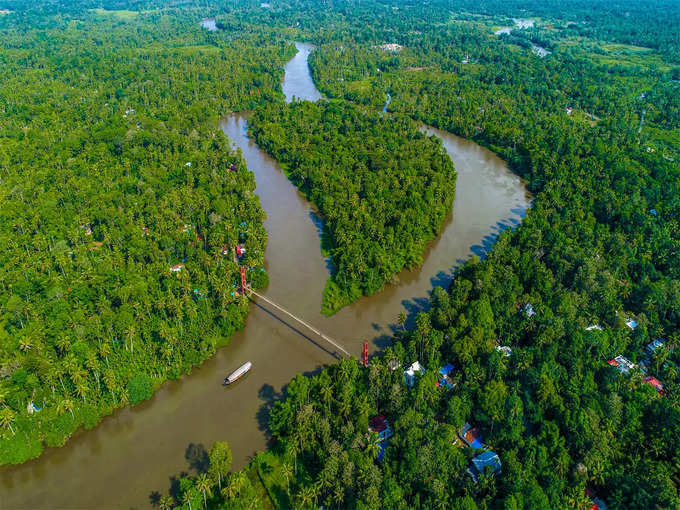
[250,299,343,360]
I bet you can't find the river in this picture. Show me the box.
[0,41,530,509]
[494,19,551,57]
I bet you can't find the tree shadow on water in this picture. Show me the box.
[185,443,210,473]
[256,383,282,433]
[149,490,161,507]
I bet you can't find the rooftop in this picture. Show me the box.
[607,355,635,374]
[369,415,389,433]
[460,422,484,449]
[471,450,501,475]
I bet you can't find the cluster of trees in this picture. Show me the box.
[0,8,294,464]
[2,0,679,507]
[154,441,268,510]
[249,101,456,314]
[210,1,678,508]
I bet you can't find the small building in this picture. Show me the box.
[523,303,536,318]
[27,401,42,414]
[387,359,401,372]
[81,224,93,236]
[379,43,403,52]
[236,245,247,257]
[625,318,638,330]
[566,107,573,115]
[437,363,455,389]
[643,376,665,395]
[142,226,149,235]
[170,264,184,272]
[645,338,668,356]
[181,224,192,234]
[586,489,609,510]
[459,422,485,449]
[221,245,230,256]
[468,451,501,482]
[404,361,425,388]
[368,415,393,441]
[650,208,658,215]
[185,162,192,167]
[586,324,603,331]
[607,355,635,375]
[495,345,512,357]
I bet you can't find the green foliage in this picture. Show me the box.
[127,374,153,405]
[213,0,678,508]
[0,7,291,465]
[250,100,457,314]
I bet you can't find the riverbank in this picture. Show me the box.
[0,41,528,509]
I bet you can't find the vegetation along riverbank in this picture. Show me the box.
[249,101,457,315]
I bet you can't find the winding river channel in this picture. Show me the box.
[0,42,530,509]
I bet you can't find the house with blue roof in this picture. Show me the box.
[468,451,502,482]
[437,363,455,389]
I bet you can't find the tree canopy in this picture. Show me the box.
[249,101,456,314]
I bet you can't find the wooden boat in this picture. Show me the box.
[224,361,252,385]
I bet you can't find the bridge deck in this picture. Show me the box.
[247,288,351,358]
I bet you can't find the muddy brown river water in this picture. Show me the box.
[0,42,530,509]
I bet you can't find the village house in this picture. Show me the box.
[380,43,403,52]
[437,363,455,389]
[495,345,512,357]
[459,423,485,449]
[404,361,425,388]
[170,264,184,272]
[645,338,668,357]
[387,359,401,371]
[368,415,394,441]
[643,376,665,395]
[468,451,501,482]
[607,355,636,374]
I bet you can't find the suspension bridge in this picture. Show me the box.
[240,267,354,359]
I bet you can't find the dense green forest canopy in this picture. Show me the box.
[249,101,456,314]
[181,1,678,510]
[0,8,291,464]
[1,0,680,509]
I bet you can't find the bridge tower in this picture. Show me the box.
[240,266,247,295]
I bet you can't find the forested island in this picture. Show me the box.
[249,101,456,314]
[1,0,680,509]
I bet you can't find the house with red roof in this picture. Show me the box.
[368,415,393,441]
[643,376,665,395]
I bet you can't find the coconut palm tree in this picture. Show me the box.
[158,495,173,510]
[182,489,193,510]
[296,485,316,509]
[0,406,16,435]
[286,439,300,475]
[195,474,212,509]
[57,398,75,419]
[365,432,382,461]
[280,462,293,496]
[320,385,333,414]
